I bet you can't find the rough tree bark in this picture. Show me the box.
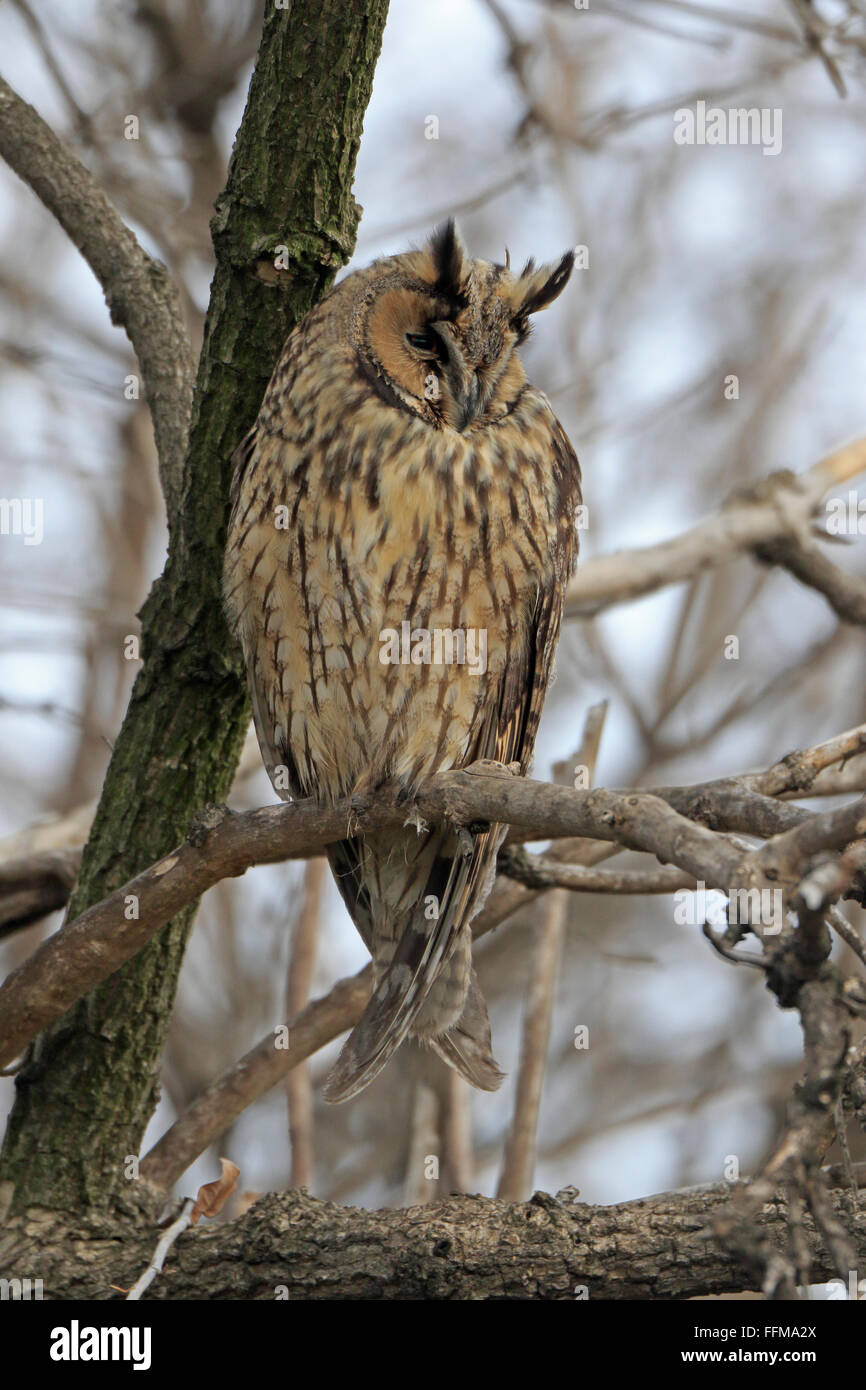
[0,0,390,1216]
[1,1179,864,1300]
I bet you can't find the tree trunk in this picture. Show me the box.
[0,0,390,1217]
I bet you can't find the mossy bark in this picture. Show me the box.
[0,0,390,1215]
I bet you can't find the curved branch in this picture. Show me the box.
[0,774,747,1070]
[0,76,194,514]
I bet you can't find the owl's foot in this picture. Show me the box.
[463,759,522,778]
[346,794,370,839]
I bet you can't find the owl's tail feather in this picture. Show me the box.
[427,971,505,1092]
[322,848,478,1104]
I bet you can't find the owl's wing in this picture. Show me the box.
[246,647,304,801]
[323,417,580,1102]
[226,424,305,802]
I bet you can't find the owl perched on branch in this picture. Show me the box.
[224,222,581,1101]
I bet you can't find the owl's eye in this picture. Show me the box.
[405,329,439,355]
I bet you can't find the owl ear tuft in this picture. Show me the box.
[429,219,470,304]
[512,249,575,320]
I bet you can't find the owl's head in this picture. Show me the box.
[346,221,574,432]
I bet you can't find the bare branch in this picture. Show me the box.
[755,531,866,625]
[0,76,194,515]
[139,968,369,1195]
[6,1171,866,1300]
[499,705,609,1201]
[0,850,82,938]
[3,753,864,1073]
[566,441,866,619]
[498,847,694,894]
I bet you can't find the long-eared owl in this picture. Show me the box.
[224,222,581,1101]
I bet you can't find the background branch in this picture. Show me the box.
[0,75,193,512]
[566,443,866,618]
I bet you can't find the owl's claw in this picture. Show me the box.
[464,758,522,778]
[347,792,371,838]
[456,827,475,859]
[402,805,428,835]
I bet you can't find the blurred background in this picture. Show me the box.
[1,0,865,1215]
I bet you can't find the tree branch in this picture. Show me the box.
[498,846,695,893]
[0,75,194,513]
[755,531,866,626]
[2,760,864,1074]
[139,968,370,1195]
[3,1173,865,1300]
[0,850,82,938]
[566,441,866,618]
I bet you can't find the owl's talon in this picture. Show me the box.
[346,793,371,838]
[456,827,475,858]
[464,759,521,779]
[402,805,428,835]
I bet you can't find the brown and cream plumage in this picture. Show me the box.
[224,222,581,1101]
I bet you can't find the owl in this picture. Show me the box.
[224,221,581,1102]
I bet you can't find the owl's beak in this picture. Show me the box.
[431,321,483,432]
[455,375,482,432]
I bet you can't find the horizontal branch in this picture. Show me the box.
[0,775,743,1071]
[133,731,866,1191]
[498,845,694,893]
[2,758,864,1073]
[566,440,866,618]
[5,1173,865,1300]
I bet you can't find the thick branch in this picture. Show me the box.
[3,1177,865,1301]
[0,776,745,1070]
